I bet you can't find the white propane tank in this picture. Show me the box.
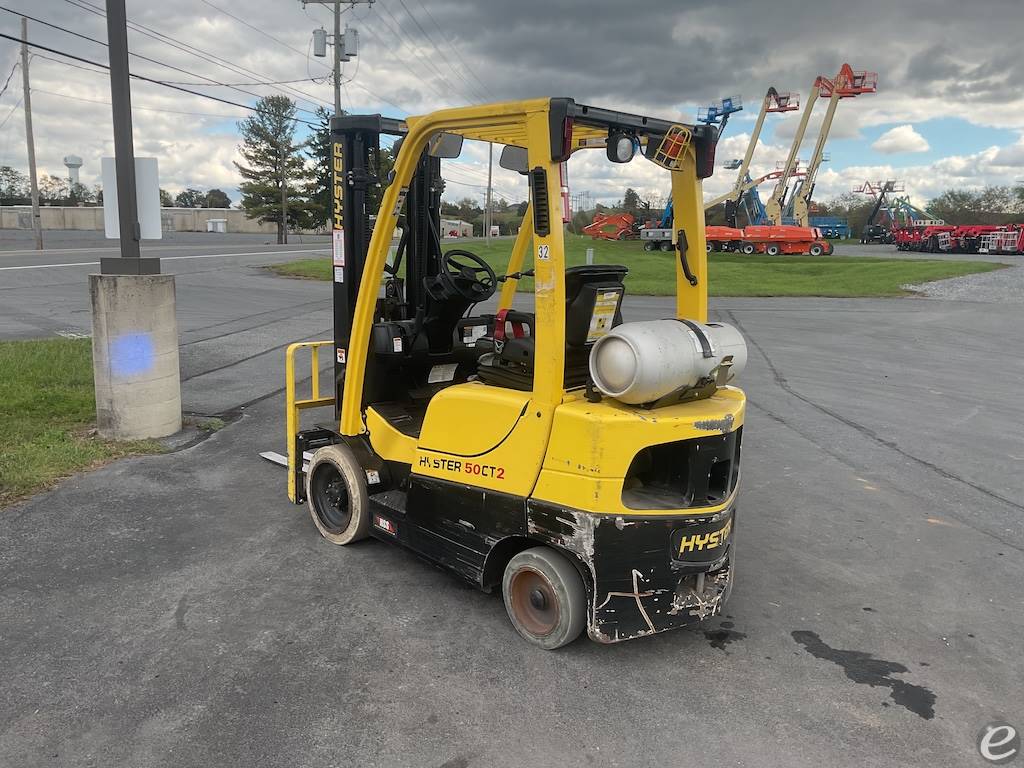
[589,319,747,404]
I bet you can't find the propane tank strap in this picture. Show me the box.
[674,318,714,359]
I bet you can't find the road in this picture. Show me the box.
[1,232,1022,767]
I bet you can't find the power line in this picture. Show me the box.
[369,2,479,104]
[394,0,489,103]
[6,5,326,115]
[58,0,332,111]
[0,58,18,99]
[196,0,332,74]
[0,96,21,129]
[412,0,490,98]
[0,32,320,126]
[33,87,249,119]
[58,0,410,115]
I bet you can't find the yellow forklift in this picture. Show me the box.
[278,98,747,648]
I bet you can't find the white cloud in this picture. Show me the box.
[871,125,930,154]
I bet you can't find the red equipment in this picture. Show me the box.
[583,212,637,241]
[706,224,833,256]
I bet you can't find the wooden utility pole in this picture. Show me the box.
[280,141,288,244]
[20,17,42,250]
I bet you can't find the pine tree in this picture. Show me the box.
[235,96,316,243]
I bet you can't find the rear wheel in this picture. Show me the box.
[306,443,370,545]
[741,243,756,255]
[766,244,781,256]
[503,547,587,650]
[660,240,674,252]
[808,243,824,256]
[643,241,655,251]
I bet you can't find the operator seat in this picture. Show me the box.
[476,264,628,391]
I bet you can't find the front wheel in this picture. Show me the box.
[660,241,674,252]
[765,244,781,256]
[741,243,756,255]
[808,243,824,256]
[643,241,655,251]
[503,547,587,650]
[306,444,371,545]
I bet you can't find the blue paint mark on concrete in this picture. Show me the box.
[110,333,155,377]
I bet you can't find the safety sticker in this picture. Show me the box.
[392,337,403,353]
[373,514,397,536]
[392,186,409,217]
[587,290,620,342]
[337,348,346,364]
[333,267,345,283]
[427,362,458,383]
[365,469,381,485]
[462,324,488,345]
[332,229,345,266]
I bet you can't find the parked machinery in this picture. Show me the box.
[640,95,746,250]
[583,212,638,241]
[854,180,904,243]
[764,65,877,227]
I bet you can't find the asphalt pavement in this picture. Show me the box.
[1,232,1022,767]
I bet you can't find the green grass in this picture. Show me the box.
[269,234,1002,298]
[0,338,162,507]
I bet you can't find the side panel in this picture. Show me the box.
[402,477,528,583]
[414,383,553,498]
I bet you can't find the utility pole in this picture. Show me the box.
[20,18,42,251]
[280,140,288,244]
[485,142,493,242]
[332,0,341,116]
[306,1,372,116]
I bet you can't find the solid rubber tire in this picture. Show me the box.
[306,443,371,545]
[502,546,587,650]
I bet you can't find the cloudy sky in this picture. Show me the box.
[2,0,1023,210]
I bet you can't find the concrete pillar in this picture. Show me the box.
[90,274,181,439]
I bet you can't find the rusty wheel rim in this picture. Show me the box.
[509,567,559,637]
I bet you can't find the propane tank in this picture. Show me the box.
[589,319,747,404]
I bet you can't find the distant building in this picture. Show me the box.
[440,218,473,238]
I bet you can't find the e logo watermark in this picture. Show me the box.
[978,721,1019,764]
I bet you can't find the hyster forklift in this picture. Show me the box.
[278,98,748,649]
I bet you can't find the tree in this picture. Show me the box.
[68,182,95,205]
[39,174,68,204]
[159,188,174,207]
[236,95,317,243]
[0,166,28,205]
[623,187,641,214]
[307,106,394,229]
[206,188,231,208]
[175,188,205,208]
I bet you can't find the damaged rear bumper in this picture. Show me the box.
[526,501,736,643]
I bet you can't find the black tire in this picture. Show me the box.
[741,243,756,255]
[502,546,587,650]
[706,242,713,253]
[306,444,370,545]
[660,240,674,252]
[766,244,781,256]
[643,241,655,251]
[808,243,824,256]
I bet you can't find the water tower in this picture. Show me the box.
[63,155,83,187]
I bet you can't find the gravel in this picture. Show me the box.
[904,263,1024,303]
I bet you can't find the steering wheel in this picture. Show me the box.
[436,249,497,302]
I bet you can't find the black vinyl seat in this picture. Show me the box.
[476,264,628,391]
